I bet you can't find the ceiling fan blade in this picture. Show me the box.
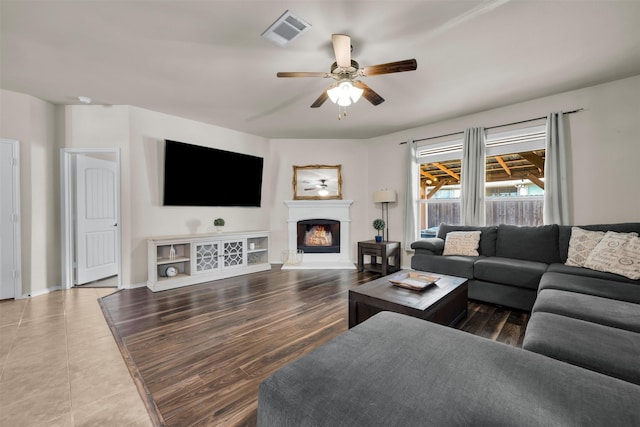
[310,91,329,108]
[310,83,337,108]
[353,81,385,106]
[277,72,329,78]
[362,59,417,76]
[332,34,351,68]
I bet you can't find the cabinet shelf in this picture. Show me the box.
[157,256,190,265]
[148,231,270,292]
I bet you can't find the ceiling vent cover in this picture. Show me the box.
[261,10,311,46]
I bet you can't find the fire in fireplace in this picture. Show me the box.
[297,219,340,254]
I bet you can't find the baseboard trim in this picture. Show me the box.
[124,282,147,289]
[25,286,62,299]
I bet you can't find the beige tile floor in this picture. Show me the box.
[0,287,152,426]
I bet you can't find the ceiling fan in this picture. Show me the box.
[304,179,328,191]
[303,179,332,196]
[277,34,417,111]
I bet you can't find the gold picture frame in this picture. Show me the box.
[293,165,342,200]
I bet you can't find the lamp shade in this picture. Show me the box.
[373,189,396,203]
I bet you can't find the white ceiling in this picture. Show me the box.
[2,1,639,139]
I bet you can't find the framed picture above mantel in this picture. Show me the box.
[293,164,342,200]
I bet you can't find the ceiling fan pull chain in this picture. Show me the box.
[337,105,348,120]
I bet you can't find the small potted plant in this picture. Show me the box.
[373,218,385,242]
[214,217,225,232]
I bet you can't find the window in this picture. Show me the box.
[417,138,463,236]
[417,124,546,235]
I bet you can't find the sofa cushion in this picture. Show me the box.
[410,238,444,255]
[474,257,548,290]
[547,263,640,285]
[437,224,498,256]
[523,312,640,386]
[565,227,605,267]
[496,224,560,264]
[258,311,640,427]
[583,231,640,280]
[442,231,481,256]
[539,272,640,304]
[468,280,538,312]
[558,222,640,263]
[410,254,478,279]
[533,289,640,333]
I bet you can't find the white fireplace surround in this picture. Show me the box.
[283,200,356,269]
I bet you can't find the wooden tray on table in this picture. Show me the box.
[388,271,440,291]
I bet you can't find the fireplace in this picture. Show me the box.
[284,200,355,269]
[297,219,340,253]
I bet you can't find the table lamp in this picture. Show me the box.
[373,189,397,241]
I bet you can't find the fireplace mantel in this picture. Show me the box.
[283,200,355,269]
[284,200,353,210]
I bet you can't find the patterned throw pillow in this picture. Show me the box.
[565,227,606,267]
[584,231,640,280]
[443,231,482,256]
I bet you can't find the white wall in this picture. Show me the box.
[64,105,132,285]
[3,75,638,294]
[267,138,369,262]
[65,105,270,285]
[127,107,270,284]
[366,75,640,252]
[0,89,59,296]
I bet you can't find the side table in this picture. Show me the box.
[357,240,401,275]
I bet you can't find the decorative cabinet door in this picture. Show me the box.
[193,242,221,274]
[222,239,245,268]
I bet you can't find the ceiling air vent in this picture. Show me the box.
[261,10,311,47]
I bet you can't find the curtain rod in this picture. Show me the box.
[400,108,584,144]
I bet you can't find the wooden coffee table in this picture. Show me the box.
[348,270,468,328]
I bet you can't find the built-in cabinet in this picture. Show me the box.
[147,231,270,292]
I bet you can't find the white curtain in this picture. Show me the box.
[460,127,486,226]
[544,112,570,224]
[403,139,419,250]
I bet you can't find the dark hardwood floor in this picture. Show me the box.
[99,267,530,427]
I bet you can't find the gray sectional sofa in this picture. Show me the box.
[523,272,640,386]
[258,312,640,426]
[410,223,640,311]
[257,223,640,426]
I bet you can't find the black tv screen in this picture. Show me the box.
[163,140,263,207]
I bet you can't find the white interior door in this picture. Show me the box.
[75,154,118,284]
[0,139,21,299]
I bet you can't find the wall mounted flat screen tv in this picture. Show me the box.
[163,139,264,207]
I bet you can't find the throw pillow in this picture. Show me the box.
[584,231,640,280]
[565,227,606,267]
[443,231,481,256]
[437,224,498,256]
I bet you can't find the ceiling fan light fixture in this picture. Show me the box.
[337,96,352,107]
[318,189,329,196]
[350,85,364,103]
[326,85,342,103]
[327,81,363,107]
